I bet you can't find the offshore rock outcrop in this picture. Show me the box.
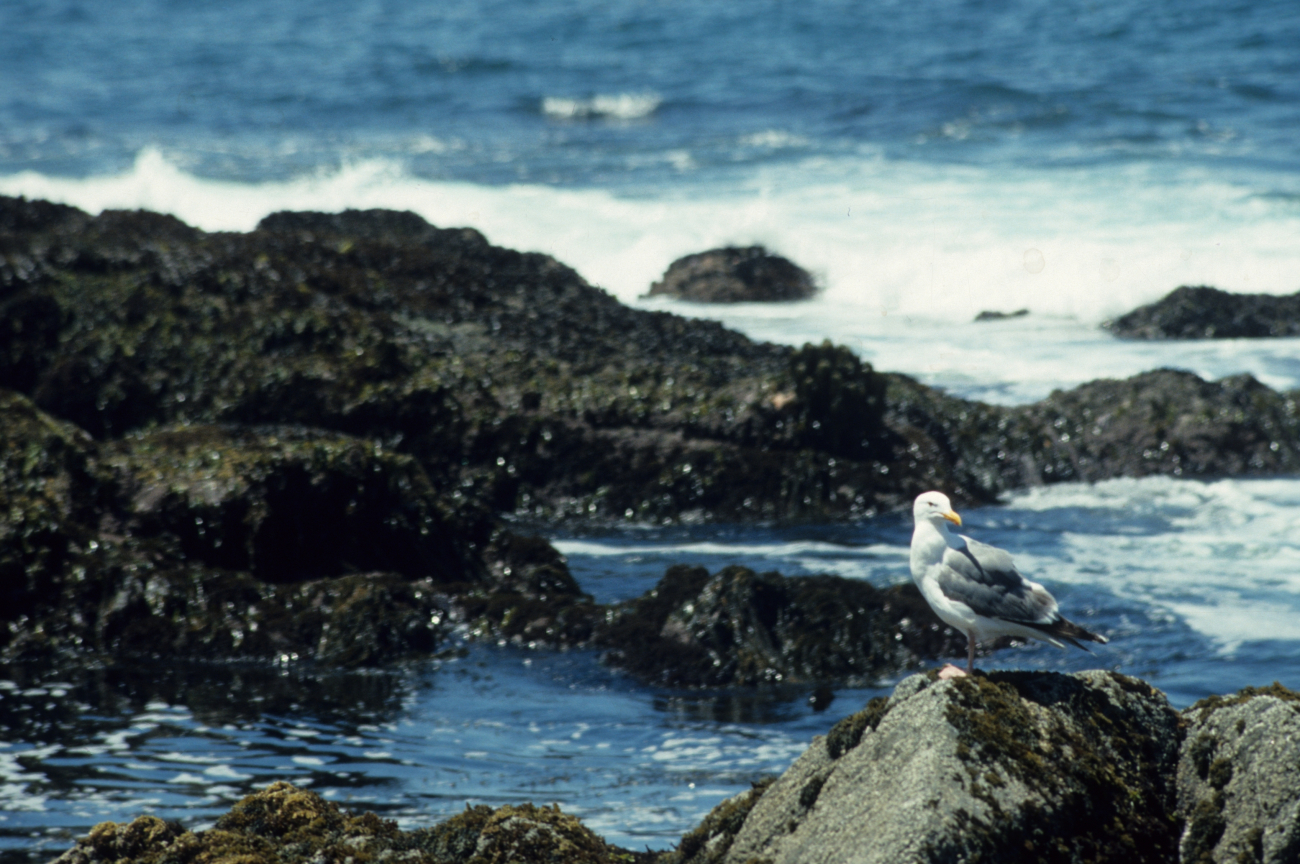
[646,245,817,303]
[1105,285,1300,339]
[0,389,967,676]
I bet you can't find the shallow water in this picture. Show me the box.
[4,478,1299,861]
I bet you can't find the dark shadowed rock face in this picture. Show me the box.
[1104,285,1300,339]
[0,392,473,667]
[1178,683,1300,864]
[51,781,653,864]
[0,196,939,525]
[595,564,967,688]
[718,670,1183,864]
[647,246,817,303]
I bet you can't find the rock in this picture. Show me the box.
[885,368,1300,492]
[445,529,601,648]
[647,246,817,303]
[662,779,776,864]
[974,308,1028,321]
[52,781,652,864]
[0,196,939,524]
[718,670,1183,864]
[0,396,467,667]
[595,564,968,687]
[1178,683,1300,864]
[1104,285,1300,339]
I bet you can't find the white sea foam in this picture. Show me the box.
[541,92,662,120]
[1000,478,1300,648]
[4,149,1298,402]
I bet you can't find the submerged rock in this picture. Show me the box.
[1104,285,1300,339]
[596,564,967,687]
[1178,683,1300,864]
[52,781,653,864]
[647,245,817,303]
[716,670,1183,864]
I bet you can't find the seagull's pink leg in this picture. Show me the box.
[965,632,977,673]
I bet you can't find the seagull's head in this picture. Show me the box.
[913,491,962,530]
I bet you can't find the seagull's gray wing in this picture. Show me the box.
[935,538,1058,625]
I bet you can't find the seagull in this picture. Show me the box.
[909,491,1107,677]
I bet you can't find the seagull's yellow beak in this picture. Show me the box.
[942,509,962,527]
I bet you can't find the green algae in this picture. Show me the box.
[1186,681,1300,721]
[825,696,891,759]
[56,782,652,864]
[940,672,1181,864]
[661,778,776,864]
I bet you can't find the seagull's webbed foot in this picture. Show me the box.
[938,663,968,679]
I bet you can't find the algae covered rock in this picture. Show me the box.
[660,779,776,864]
[103,424,480,585]
[0,389,111,640]
[1177,683,1300,864]
[444,529,601,648]
[1104,285,1300,339]
[886,367,1300,493]
[0,395,463,667]
[719,670,1182,864]
[647,245,816,303]
[596,564,966,687]
[52,781,651,864]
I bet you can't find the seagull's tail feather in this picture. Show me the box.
[1026,616,1109,651]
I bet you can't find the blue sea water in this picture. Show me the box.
[2,0,1300,859]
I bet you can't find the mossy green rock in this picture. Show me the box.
[719,670,1182,864]
[1178,683,1300,864]
[52,781,652,864]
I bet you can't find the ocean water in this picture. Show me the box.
[3,0,1300,859]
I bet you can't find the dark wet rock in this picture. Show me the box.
[102,424,479,585]
[0,395,463,667]
[9,195,1300,678]
[974,308,1028,321]
[1104,285,1300,339]
[0,196,940,524]
[443,530,601,648]
[52,781,653,864]
[595,564,967,687]
[886,368,1300,492]
[719,670,1183,864]
[0,390,112,638]
[1178,683,1300,864]
[647,245,816,303]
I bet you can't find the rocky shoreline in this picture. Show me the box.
[5,196,1299,674]
[5,197,1300,861]
[50,673,1300,864]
